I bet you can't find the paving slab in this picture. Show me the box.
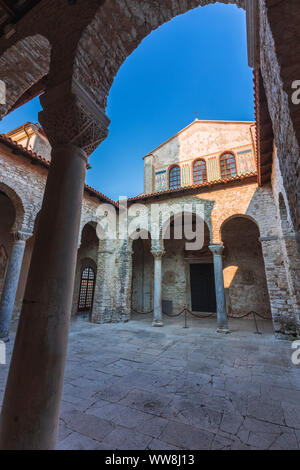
[0,314,299,450]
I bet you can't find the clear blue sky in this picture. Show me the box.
[0,3,254,201]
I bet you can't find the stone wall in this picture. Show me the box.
[259,0,300,233]
[0,143,111,319]
[269,147,300,337]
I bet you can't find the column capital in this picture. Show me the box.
[209,244,224,256]
[151,249,165,259]
[11,231,32,242]
[39,79,110,155]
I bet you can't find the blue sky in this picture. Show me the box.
[0,3,254,201]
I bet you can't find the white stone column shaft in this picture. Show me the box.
[209,244,229,332]
[151,249,165,327]
[0,232,31,341]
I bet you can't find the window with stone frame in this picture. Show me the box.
[220,153,237,179]
[169,165,181,189]
[193,159,208,185]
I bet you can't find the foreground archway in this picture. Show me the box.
[1,0,299,450]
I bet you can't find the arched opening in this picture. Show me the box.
[163,212,214,314]
[221,216,272,319]
[131,231,153,315]
[72,223,98,317]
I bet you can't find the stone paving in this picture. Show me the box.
[1,314,300,450]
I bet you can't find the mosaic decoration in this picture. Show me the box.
[181,163,191,187]
[207,156,220,181]
[237,149,256,174]
[155,169,167,192]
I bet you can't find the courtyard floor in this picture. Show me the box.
[1,314,300,450]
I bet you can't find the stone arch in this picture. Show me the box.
[0,182,25,233]
[78,220,98,247]
[0,34,51,118]
[73,0,246,111]
[160,206,212,245]
[79,256,97,273]
[72,223,99,317]
[218,213,260,243]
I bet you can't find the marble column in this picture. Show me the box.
[209,244,229,333]
[0,231,31,341]
[0,84,110,450]
[151,249,165,327]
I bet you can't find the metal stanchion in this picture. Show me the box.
[183,307,189,329]
[253,311,262,334]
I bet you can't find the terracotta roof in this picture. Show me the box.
[0,134,117,207]
[124,172,258,204]
[0,134,51,168]
[0,132,258,209]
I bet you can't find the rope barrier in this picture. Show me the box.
[132,306,271,321]
[227,310,271,320]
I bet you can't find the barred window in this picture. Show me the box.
[193,160,207,185]
[220,153,237,179]
[78,267,95,311]
[169,165,181,189]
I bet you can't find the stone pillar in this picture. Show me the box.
[118,243,133,322]
[260,236,297,338]
[209,244,229,333]
[91,243,117,323]
[151,249,165,327]
[0,231,32,341]
[0,82,110,450]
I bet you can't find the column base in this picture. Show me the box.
[152,320,164,327]
[217,328,230,334]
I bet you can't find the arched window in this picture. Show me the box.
[193,159,207,185]
[220,153,237,179]
[78,267,95,311]
[169,165,181,189]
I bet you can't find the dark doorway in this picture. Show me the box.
[190,264,216,313]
